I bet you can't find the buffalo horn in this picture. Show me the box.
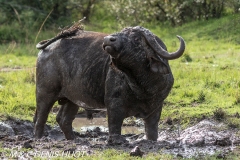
[143,33,185,60]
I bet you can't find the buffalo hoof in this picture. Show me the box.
[107,134,129,145]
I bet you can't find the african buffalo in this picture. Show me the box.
[34,26,185,144]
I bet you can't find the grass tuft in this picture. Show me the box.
[197,91,206,103]
[181,53,193,62]
[227,117,240,129]
[213,108,227,121]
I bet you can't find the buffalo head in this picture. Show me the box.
[103,26,185,74]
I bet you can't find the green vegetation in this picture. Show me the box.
[159,14,240,127]
[0,13,239,125]
[0,7,240,159]
[51,149,174,160]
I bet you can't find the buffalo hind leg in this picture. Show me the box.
[143,103,162,141]
[56,101,79,140]
[34,93,57,139]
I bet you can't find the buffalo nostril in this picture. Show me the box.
[104,36,117,44]
[109,36,116,42]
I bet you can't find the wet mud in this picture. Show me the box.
[0,113,240,159]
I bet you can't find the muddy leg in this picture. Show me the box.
[107,102,127,145]
[34,93,57,139]
[56,101,79,140]
[143,104,162,141]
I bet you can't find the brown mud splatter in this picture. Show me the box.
[0,114,240,159]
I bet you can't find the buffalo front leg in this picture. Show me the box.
[143,103,162,141]
[56,101,79,140]
[106,101,127,145]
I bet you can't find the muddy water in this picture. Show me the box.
[0,118,240,159]
[156,119,239,158]
[72,117,144,135]
[72,117,240,159]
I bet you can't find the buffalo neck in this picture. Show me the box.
[111,58,170,99]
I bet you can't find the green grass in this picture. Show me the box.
[157,15,240,125]
[0,14,239,125]
[1,147,239,159]
[73,149,172,160]
[0,43,37,68]
[0,14,240,159]
[0,70,35,120]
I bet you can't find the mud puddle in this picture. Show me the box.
[73,117,144,135]
[0,117,240,159]
[157,119,240,158]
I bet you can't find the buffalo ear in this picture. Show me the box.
[149,57,170,74]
